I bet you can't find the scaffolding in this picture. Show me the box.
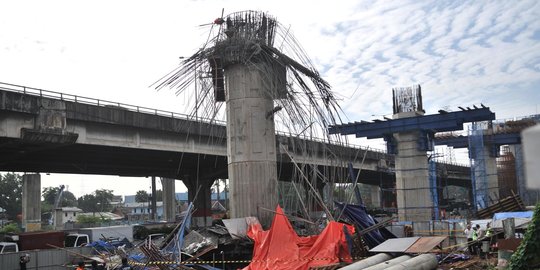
[468,122,488,210]
[497,146,518,199]
[428,156,439,220]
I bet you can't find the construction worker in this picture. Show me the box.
[471,226,479,255]
[19,254,30,270]
[484,222,495,246]
[464,223,474,254]
[485,222,493,238]
[477,222,494,258]
[75,261,85,270]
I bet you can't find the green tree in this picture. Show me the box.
[78,189,115,213]
[42,186,78,207]
[0,173,22,219]
[0,223,21,233]
[62,191,78,207]
[78,194,99,213]
[94,189,114,212]
[135,190,149,202]
[76,215,110,224]
[138,189,163,202]
[509,202,540,269]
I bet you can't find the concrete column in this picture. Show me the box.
[162,178,176,222]
[370,185,381,208]
[471,143,499,207]
[225,63,278,226]
[308,181,326,220]
[151,176,157,221]
[185,178,213,227]
[484,147,499,200]
[509,144,528,202]
[22,174,41,232]
[393,112,432,222]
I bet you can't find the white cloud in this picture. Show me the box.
[308,1,540,121]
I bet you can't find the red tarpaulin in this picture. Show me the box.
[243,206,353,270]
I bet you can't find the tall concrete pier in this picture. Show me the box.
[225,64,279,225]
[393,112,433,221]
[22,173,41,232]
[162,178,176,222]
[210,12,283,226]
[329,85,495,221]
[156,11,346,225]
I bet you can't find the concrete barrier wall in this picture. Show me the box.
[0,247,93,270]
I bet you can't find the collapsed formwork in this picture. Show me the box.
[154,10,346,227]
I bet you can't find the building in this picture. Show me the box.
[53,207,83,229]
[124,192,227,205]
[124,202,164,221]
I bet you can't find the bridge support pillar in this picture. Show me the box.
[307,181,326,220]
[22,174,41,232]
[162,178,176,222]
[393,110,433,222]
[185,178,213,227]
[470,140,500,208]
[225,64,279,227]
[370,185,381,208]
[485,151,499,201]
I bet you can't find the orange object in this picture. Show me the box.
[243,206,353,270]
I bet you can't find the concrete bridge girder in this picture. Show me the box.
[0,89,472,221]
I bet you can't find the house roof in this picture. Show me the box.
[77,212,124,220]
[212,201,226,212]
[57,207,83,212]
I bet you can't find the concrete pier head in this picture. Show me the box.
[22,173,41,232]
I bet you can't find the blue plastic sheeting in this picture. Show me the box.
[87,237,133,252]
[439,253,470,263]
[163,202,193,261]
[88,240,116,253]
[128,253,146,263]
[493,211,533,220]
[335,202,396,248]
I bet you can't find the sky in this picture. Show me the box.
[1,0,539,198]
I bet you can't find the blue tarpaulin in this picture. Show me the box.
[493,211,533,220]
[335,202,396,249]
[163,202,193,261]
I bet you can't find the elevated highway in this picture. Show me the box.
[0,82,471,224]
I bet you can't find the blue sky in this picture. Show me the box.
[1,0,539,196]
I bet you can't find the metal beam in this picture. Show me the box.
[434,132,522,148]
[329,108,495,138]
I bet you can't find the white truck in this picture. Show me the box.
[0,242,18,254]
[64,233,90,247]
[78,225,134,242]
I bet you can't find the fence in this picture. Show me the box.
[412,220,467,248]
[0,246,92,270]
[387,220,467,249]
